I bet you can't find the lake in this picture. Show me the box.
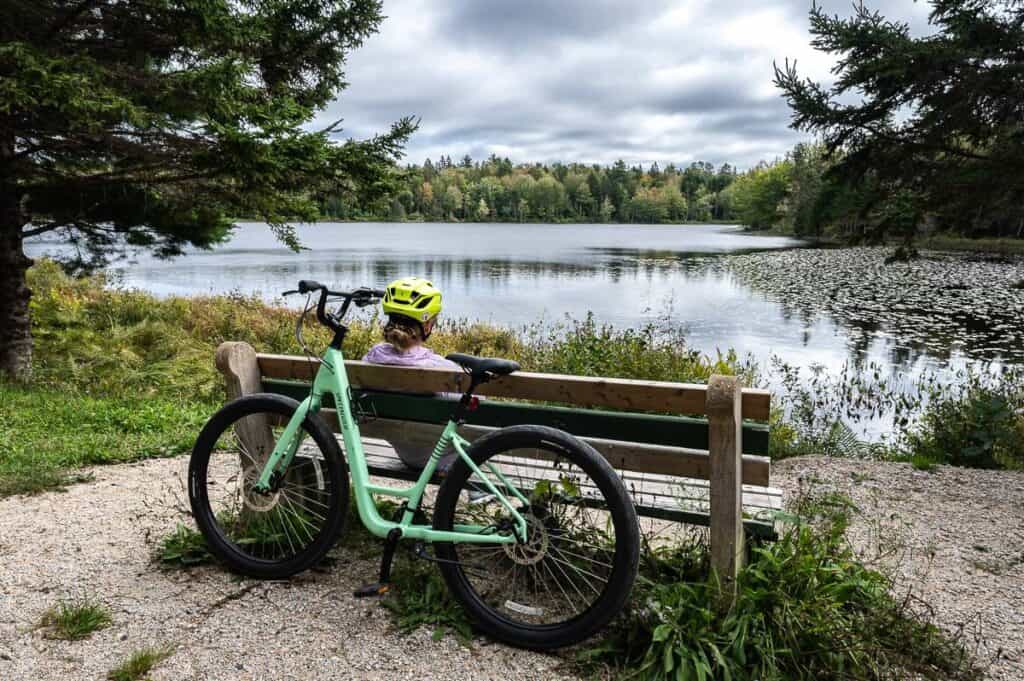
[25,222,1024,386]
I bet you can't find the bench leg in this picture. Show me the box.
[707,374,745,606]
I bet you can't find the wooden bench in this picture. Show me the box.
[216,342,781,592]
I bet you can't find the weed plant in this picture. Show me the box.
[107,646,174,681]
[39,597,112,640]
[157,524,214,568]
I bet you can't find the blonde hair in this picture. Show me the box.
[383,315,424,352]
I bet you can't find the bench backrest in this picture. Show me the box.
[254,352,772,486]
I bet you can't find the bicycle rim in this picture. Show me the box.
[435,429,636,636]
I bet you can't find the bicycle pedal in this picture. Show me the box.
[353,582,392,598]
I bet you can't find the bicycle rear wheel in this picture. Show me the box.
[432,425,639,649]
[188,394,349,579]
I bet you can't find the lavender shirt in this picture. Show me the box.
[361,342,459,470]
[362,343,459,370]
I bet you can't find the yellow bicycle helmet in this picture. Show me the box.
[382,277,443,323]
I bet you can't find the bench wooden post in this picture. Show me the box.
[706,374,744,604]
[215,341,274,459]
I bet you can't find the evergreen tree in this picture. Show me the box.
[0,0,413,377]
[775,0,1024,239]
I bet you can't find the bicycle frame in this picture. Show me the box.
[252,346,528,544]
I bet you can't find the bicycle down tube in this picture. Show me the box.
[253,346,528,544]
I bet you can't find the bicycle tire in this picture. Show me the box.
[432,425,639,649]
[188,393,349,579]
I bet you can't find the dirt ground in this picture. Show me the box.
[0,455,1021,680]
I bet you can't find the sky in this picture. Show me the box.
[321,0,935,170]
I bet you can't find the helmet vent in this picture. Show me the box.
[414,295,433,309]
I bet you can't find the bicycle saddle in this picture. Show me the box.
[446,353,520,380]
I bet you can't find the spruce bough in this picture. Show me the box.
[0,0,415,378]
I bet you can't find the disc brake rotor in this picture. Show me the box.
[503,512,550,565]
[242,465,280,512]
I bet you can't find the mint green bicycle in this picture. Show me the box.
[188,280,639,649]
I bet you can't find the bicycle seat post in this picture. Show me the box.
[451,373,486,424]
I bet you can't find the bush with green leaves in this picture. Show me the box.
[580,503,977,680]
[902,376,1024,470]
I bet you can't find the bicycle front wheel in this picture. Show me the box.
[188,393,349,579]
[432,425,639,649]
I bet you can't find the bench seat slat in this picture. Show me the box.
[357,445,778,539]
[300,408,772,486]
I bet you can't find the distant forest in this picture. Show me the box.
[321,155,740,224]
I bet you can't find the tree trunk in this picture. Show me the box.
[0,130,32,380]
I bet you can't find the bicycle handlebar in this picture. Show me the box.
[283,281,386,333]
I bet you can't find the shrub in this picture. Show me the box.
[902,381,1024,469]
[580,502,977,680]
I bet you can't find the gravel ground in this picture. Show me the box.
[0,458,570,681]
[0,455,1021,680]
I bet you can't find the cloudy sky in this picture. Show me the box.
[322,1,934,170]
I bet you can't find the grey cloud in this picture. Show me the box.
[326,0,924,168]
[435,0,673,50]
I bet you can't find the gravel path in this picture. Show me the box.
[0,458,570,681]
[1,455,1021,679]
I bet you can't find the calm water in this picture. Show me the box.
[25,222,1024,382]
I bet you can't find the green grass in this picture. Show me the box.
[0,382,210,496]
[107,646,174,681]
[39,597,112,640]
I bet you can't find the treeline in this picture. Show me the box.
[727,143,862,238]
[728,142,1024,242]
[321,155,740,224]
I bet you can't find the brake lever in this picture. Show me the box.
[282,290,299,296]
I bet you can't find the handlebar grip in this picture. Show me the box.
[297,280,323,294]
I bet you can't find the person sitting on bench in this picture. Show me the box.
[362,276,458,472]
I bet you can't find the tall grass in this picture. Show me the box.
[26,259,739,401]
